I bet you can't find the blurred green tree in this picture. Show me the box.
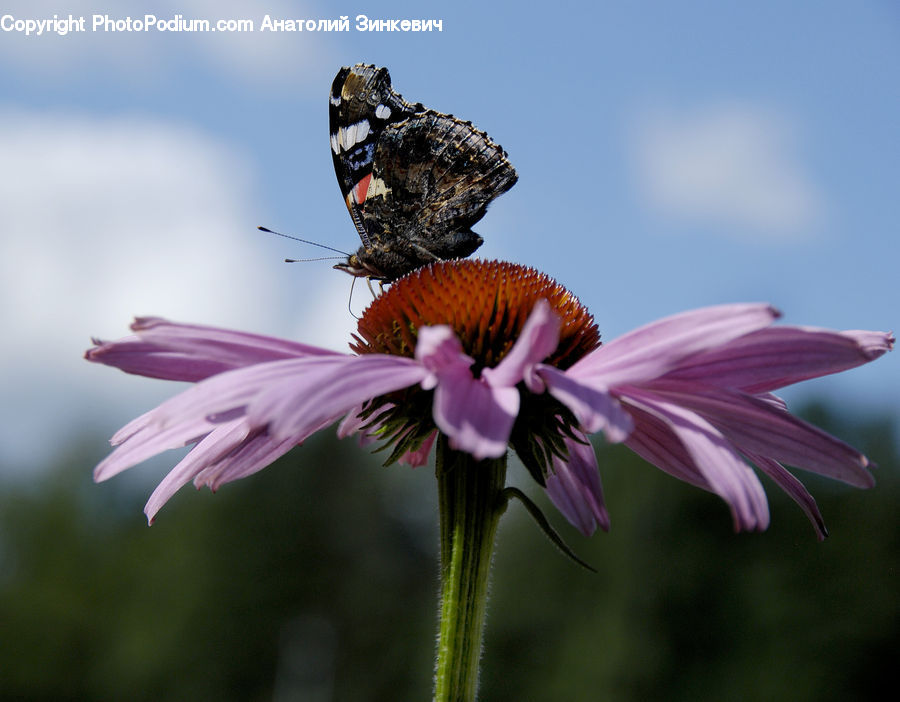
[0,404,896,701]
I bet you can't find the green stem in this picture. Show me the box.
[434,435,508,702]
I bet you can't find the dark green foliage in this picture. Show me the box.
[1,404,897,701]
[0,435,437,701]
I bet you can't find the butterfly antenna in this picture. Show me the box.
[258,225,350,256]
[284,256,345,263]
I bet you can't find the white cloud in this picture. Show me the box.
[630,103,824,239]
[0,109,289,472]
[0,110,273,338]
[0,0,331,87]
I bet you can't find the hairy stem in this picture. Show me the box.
[434,436,507,701]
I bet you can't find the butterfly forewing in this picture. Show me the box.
[329,65,421,203]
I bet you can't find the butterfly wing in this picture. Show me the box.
[329,64,422,248]
[329,64,518,281]
[364,113,518,258]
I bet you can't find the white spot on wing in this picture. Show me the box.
[330,94,341,107]
[330,132,340,154]
[342,123,356,151]
[367,177,391,198]
[375,104,391,119]
[338,119,371,152]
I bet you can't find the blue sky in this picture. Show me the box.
[0,0,897,474]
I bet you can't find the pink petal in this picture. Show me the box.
[399,430,437,467]
[622,393,771,533]
[336,403,393,446]
[619,397,712,490]
[433,368,519,460]
[544,432,610,536]
[847,329,897,357]
[538,365,633,442]
[663,327,895,393]
[109,407,158,446]
[647,380,874,487]
[744,451,828,541]
[571,303,780,387]
[87,317,340,382]
[86,335,233,382]
[103,355,425,484]
[482,299,560,391]
[415,325,520,459]
[151,360,303,429]
[415,325,474,389]
[192,429,300,493]
[143,419,251,523]
[248,355,429,443]
[336,404,369,440]
[756,393,788,411]
[95,416,214,482]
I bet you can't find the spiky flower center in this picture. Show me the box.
[352,259,599,373]
[351,260,600,475]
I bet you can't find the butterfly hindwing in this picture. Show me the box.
[367,114,518,258]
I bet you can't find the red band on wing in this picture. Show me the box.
[350,173,373,205]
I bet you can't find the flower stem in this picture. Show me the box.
[434,435,508,702]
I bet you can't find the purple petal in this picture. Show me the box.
[848,329,897,357]
[336,403,369,440]
[482,299,560,391]
[110,355,425,477]
[399,430,436,467]
[647,380,874,487]
[744,451,828,541]
[336,403,393,446]
[249,355,429,443]
[87,317,340,382]
[130,317,341,359]
[108,407,158,446]
[149,360,305,429]
[95,416,215,482]
[415,325,475,389]
[619,397,712,490]
[544,432,610,536]
[538,365,633,442]
[432,369,520,460]
[86,335,235,382]
[622,393,771,533]
[571,303,780,387]
[143,419,251,523]
[756,393,788,411]
[663,327,895,393]
[413,325,520,459]
[192,429,300,493]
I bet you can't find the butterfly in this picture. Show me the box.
[329,64,518,282]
